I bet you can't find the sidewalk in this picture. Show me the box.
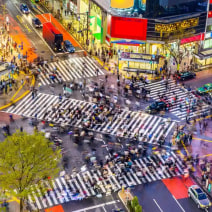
[0,74,35,110]
[118,190,133,212]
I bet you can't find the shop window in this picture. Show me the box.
[206,25,212,32]
[204,39,212,49]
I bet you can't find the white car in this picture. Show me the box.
[188,185,211,210]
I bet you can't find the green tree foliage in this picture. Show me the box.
[135,205,142,212]
[0,131,61,211]
[128,196,142,212]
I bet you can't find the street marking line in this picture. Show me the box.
[172,195,186,212]
[12,2,56,56]
[200,154,212,158]
[181,141,189,156]
[193,137,212,143]
[153,199,164,212]
[177,150,185,159]
[102,206,107,212]
[72,200,120,212]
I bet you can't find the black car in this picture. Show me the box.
[63,40,75,53]
[20,4,30,14]
[146,101,168,113]
[175,71,196,81]
[32,18,42,28]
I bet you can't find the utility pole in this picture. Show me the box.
[86,11,89,46]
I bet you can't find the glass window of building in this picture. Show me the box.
[145,0,207,18]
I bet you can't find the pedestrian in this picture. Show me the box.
[32,91,34,99]
[96,68,99,76]
[20,126,23,132]
[105,74,108,82]
[188,133,193,145]
[4,84,7,94]
[59,94,62,102]
[199,120,202,129]
[203,120,208,131]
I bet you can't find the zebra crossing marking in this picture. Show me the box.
[6,93,176,145]
[27,152,184,210]
[38,57,104,85]
[135,79,210,120]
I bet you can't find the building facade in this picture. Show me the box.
[75,0,211,70]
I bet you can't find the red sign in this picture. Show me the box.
[180,33,204,45]
[210,0,212,3]
[111,16,148,40]
[107,15,111,35]
[208,11,212,18]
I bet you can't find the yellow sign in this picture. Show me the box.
[155,18,199,33]
[111,0,134,9]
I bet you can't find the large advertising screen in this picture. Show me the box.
[111,16,148,40]
[110,0,134,9]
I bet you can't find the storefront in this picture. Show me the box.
[194,49,212,68]
[118,52,160,73]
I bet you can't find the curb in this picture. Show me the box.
[0,75,35,111]
[118,191,129,212]
[118,190,134,212]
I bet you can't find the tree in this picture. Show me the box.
[135,205,142,212]
[0,131,61,212]
[128,196,143,212]
[164,40,187,71]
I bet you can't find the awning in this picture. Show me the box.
[193,48,212,60]
[111,39,145,46]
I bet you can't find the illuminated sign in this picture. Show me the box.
[180,33,204,45]
[120,52,159,63]
[110,0,134,9]
[111,16,148,40]
[155,18,199,33]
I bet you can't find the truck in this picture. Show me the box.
[43,22,63,52]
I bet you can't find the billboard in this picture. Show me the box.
[110,0,134,9]
[180,33,204,44]
[111,16,148,40]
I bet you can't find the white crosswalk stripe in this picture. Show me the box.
[38,57,104,85]
[135,79,210,120]
[6,93,176,145]
[28,152,184,210]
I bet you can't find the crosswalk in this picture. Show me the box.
[6,92,176,145]
[135,79,209,120]
[38,56,104,85]
[27,151,184,210]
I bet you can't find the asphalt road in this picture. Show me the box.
[6,0,53,60]
[132,181,212,212]
[184,70,212,90]
[62,192,125,212]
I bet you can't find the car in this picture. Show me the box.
[20,4,30,14]
[32,18,42,28]
[146,101,167,114]
[175,71,196,81]
[196,83,212,94]
[63,40,75,53]
[188,185,211,210]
